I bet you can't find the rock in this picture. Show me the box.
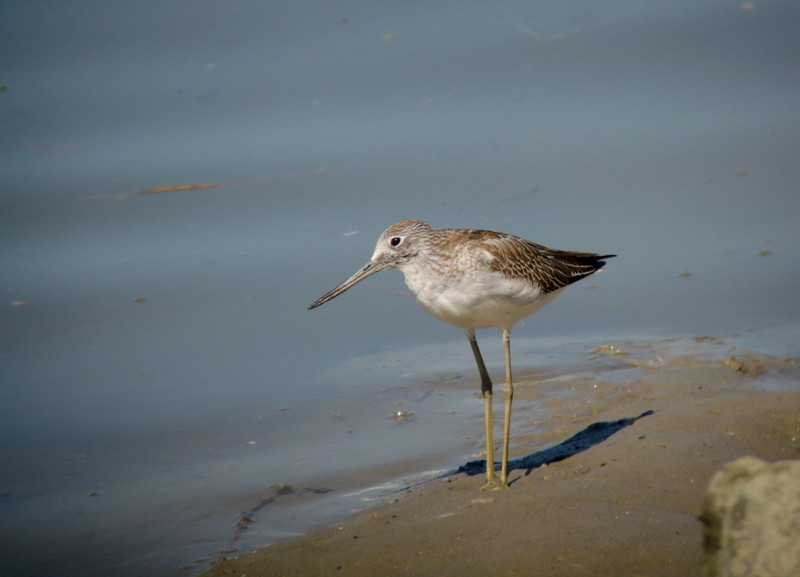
[701,456,800,577]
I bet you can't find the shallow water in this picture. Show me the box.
[2,1,799,575]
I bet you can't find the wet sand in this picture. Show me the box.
[201,343,799,577]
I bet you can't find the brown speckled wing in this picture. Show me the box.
[475,232,614,293]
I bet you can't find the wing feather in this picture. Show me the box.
[470,231,613,293]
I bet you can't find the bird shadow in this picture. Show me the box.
[458,409,654,484]
[392,409,654,492]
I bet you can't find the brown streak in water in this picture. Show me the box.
[134,183,229,194]
[80,167,330,200]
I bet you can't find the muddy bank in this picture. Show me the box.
[201,342,799,577]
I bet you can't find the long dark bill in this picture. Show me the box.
[308,261,389,310]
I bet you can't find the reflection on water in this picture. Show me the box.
[2,0,799,575]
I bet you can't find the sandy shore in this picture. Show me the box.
[200,341,799,577]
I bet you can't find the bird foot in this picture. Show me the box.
[480,478,509,491]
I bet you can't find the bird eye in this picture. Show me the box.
[390,236,402,247]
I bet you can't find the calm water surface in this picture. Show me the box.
[2,1,799,575]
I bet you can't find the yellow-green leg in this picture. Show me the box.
[466,329,502,490]
[500,328,513,486]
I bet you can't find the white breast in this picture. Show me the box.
[399,255,563,331]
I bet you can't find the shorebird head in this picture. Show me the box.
[370,219,430,267]
[307,220,430,310]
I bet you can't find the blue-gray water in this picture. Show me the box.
[2,1,799,575]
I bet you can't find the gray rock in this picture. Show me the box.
[702,456,800,577]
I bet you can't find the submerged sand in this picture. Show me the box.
[200,340,799,577]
